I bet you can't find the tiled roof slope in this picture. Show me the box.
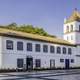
[65,9,80,23]
[0,27,76,46]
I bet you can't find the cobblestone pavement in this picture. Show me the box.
[0,69,80,80]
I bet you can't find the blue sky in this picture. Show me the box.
[0,0,80,37]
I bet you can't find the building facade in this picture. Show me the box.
[0,9,80,70]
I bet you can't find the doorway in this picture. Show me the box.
[65,59,70,69]
[26,57,33,70]
[50,59,55,68]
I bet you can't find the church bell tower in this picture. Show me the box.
[63,9,80,45]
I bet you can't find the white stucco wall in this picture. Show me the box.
[0,36,76,69]
[63,21,76,33]
[63,21,80,44]
[0,36,3,69]
[63,21,80,68]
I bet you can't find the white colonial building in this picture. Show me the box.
[0,9,80,70]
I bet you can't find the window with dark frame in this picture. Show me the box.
[43,45,48,53]
[71,59,74,63]
[66,26,69,32]
[71,35,73,40]
[57,47,61,54]
[60,59,64,62]
[63,47,66,54]
[27,43,32,51]
[17,59,24,68]
[6,40,13,50]
[17,41,23,50]
[68,48,72,55]
[35,59,41,68]
[50,46,55,53]
[71,25,73,31]
[79,25,80,32]
[35,44,40,52]
[67,36,69,40]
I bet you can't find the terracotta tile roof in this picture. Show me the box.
[0,27,76,46]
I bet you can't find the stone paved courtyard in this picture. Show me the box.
[0,69,80,80]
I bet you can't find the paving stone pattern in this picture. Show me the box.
[0,69,80,80]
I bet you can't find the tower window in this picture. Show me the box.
[67,36,69,40]
[71,35,73,40]
[71,25,73,32]
[66,26,69,32]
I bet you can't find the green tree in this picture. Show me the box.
[0,23,56,38]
